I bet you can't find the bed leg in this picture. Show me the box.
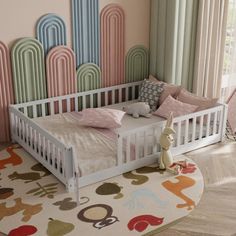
[66,178,75,193]
[75,175,80,206]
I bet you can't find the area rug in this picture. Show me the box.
[0,145,204,236]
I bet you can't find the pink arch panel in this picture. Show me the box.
[101,4,125,87]
[46,46,77,97]
[0,41,14,142]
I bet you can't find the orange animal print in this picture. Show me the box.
[0,197,42,222]
[0,144,22,169]
[162,176,196,210]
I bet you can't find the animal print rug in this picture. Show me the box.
[0,145,204,236]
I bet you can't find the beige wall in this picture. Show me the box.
[0,0,150,52]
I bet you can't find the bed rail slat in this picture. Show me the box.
[144,131,147,157]
[206,113,211,137]
[192,117,196,141]
[132,86,135,100]
[176,122,181,146]
[125,88,129,101]
[126,135,131,163]
[75,96,78,111]
[213,111,217,135]
[97,93,101,107]
[199,116,204,140]
[135,133,139,160]
[119,88,122,103]
[59,100,63,114]
[184,119,189,144]
[105,91,108,106]
[33,105,37,118]
[112,90,115,104]
[117,135,122,166]
[50,101,55,115]
[82,95,86,109]
[67,98,71,112]
[42,103,46,117]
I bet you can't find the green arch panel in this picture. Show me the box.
[11,38,47,103]
[125,45,149,83]
[77,63,101,92]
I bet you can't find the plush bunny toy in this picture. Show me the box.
[123,102,151,118]
[159,113,180,174]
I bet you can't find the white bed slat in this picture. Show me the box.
[199,116,204,140]
[75,96,78,111]
[59,100,63,114]
[125,88,129,101]
[177,122,181,146]
[218,108,224,136]
[192,117,196,141]
[33,105,37,118]
[144,130,147,157]
[213,112,217,135]
[105,92,108,106]
[126,135,131,163]
[97,93,101,107]
[119,88,122,103]
[90,94,94,108]
[206,113,211,137]
[112,90,115,104]
[82,96,86,109]
[42,103,46,117]
[117,135,123,165]
[67,99,71,112]
[50,101,55,115]
[132,86,135,100]
[184,119,189,144]
[135,133,139,160]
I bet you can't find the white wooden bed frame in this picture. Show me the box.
[9,81,228,204]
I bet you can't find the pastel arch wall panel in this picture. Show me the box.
[0,41,14,142]
[77,63,101,92]
[36,13,67,55]
[11,38,47,103]
[71,0,100,67]
[125,45,149,83]
[101,4,125,87]
[46,46,77,97]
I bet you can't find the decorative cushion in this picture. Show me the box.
[138,79,164,111]
[149,75,181,105]
[79,108,125,128]
[153,95,198,118]
[177,88,218,112]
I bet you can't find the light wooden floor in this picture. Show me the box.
[1,141,236,236]
[156,140,236,236]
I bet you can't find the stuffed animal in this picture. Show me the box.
[159,113,180,174]
[123,102,151,118]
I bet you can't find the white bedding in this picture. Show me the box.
[33,113,117,176]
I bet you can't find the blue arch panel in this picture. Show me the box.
[71,0,100,67]
[36,13,67,54]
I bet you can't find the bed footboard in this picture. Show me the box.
[9,106,76,194]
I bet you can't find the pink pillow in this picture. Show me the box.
[177,88,218,111]
[149,75,181,105]
[79,108,125,128]
[153,95,198,118]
